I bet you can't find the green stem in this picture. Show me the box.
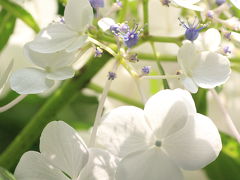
[137,53,176,62]
[87,83,144,108]
[143,0,149,36]
[146,35,184,46]
[0,54,111,170]
[118,0,128,22]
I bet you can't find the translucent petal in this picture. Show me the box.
[64,0,93,32]
[79,148,119,180]
[65,35,88,52]
[24,43,76,69]
[164,114,222,170]
[28,23,78,53]
[98,18,116,32]
[181,76,198,93]
[173,0,204,11]
[192,51,231,89]
[46,67,75,80]
[14,151,69,180]
[202,28,221,52]
[10,67,54,94]
[230,0,240,9]
[116,148,183,180]
[144,89,196,138]
[96,106,153,158]
[40,121,89,179]
[177,42,200,76]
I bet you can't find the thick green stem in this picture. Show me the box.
[137,53,176,62]
[0,54,111,170]
[87,83,144,108]
[143,0,149,36]
[146,35,184,46]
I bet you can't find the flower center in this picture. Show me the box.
[155,140,162,147]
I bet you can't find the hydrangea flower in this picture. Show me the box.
[28,0,93,53]
[178,41,231,93]
[10,44,77,94]
[14,121,118,180]
[96,89,222,180]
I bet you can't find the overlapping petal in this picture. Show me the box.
[98,18,116,32]
[192,51,231,89]
[144,89,196,138]
[40,121,89,179]
[64,0,93,32]
[24,44,76,69]
[10,67,54,94]
[181,76,198,93]
[46,67,75,80]
[164,114,222,170]
[14,151,70,180]
[172,0,204,11]
[116,148,183,180]
[79,148,119,180]
[97,106,153,157]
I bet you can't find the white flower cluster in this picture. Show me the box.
[15,89,222,180]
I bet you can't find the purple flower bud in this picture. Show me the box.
[142,66,151,75]
[179,17,206,42]
[108,72,117,80]
[89,0,104,9]
[161,0,171,6]
[94,47,103,57]
[223,46,231,54]
[110,24,120,35]
[224,32,231,40]
[216,0,226,6]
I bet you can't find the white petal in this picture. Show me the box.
[116,148,183,180]
[164,113,222,170]
[177,42,200,76]
[0,59,14,89]
[24,43,77,69]
[202,28,221,52]
[172,0,204,11]
[192,51,231,89]
[96,106,152,157]
[181,76,198,93]
[40,121,89,179]
[144,89,196,138]
[64,0,93,32]
[79,148,119,180]
[28,23,78,53]
[46,67,75,80]
[14,151,69,180]
[230,0,240,9]
[10,68,54,94]
[98,18,116,32]
[65,35,88,52]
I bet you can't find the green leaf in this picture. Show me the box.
[0,9,16,52]
[204,133,240,180]
[0,0,40,33]
[0,167,16,180]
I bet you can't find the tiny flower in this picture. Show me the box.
[179,17,206,42]
[177,41,231,93]
[216,0,226,5]
[116,0,122,7]
[14,121,118,180]
[123,28,139,48]
[10,44,77,94]
[89,0,104,8]
[29,0,94,53]
[96,89,222,180]
[94,47,103,57]
[141,66,151,75]
[224,32,231,40]
[108,72,117,80]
